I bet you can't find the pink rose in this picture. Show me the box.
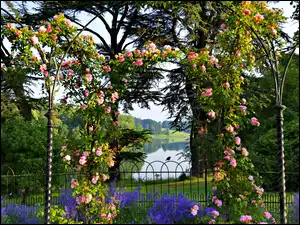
[119,57,125,62]
[79,156,87,165]
[200,65,206,72]
[108,85,113,89]
[30,36,39,45]
[230,158,237,167]
[126,52,133,57]
[85,193,92,204]
[52,34,57,40]
[136,58,143,66]
[82,151,89,157]
[224,155,230,161]
[85,68,90,73]
[224,82,230,88]
[96,147,102,156]
[235,136,241,145]
[220,24,226,29]
[71,179,78,189]
[102,174,108,181]
[250,117,260,126]
[242,149,249,156]
[207,111,216,119]
[40,64,47,72]
[243,9,251,15]
[96,98,104,105]
[84,90,89,97]
[206,88,213,96]
[211,210,219,218]
[271,29,277,36]
[88,126,94,132]
[64,19,72,26]
[263,211,272,219]
[106,107,111,113]
[92,175,99,184]
[86,74,93,82]
[122,78,128,83]
[47,24,52,33]
[39,26,47,33]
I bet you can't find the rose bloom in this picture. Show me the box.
[224,155,230,161]
[251,117,260,126]
[215,172,222,181]
[64,155,71,161]
[122,78,128,83]
[30,36,39,45]
[220,24,226,29]
[263,211,272,219]
[96,147,102,156]
[84,90,89,97]
[206,88,213,96]
[230,158,237,167]
[243,9,251,15]
[71,178,78,189]
[240,215,252,223]
[224,82,230,88]
[102,174,108,181]
[241,98,246,104]
[96,97,104,105]
[200,65,206,72]
[92,175,99,184]
[235,136,241,145]
[79,156,87,165]
[106,107,111,113]
[85,193,92,204]
[39,26,47,33]
[82,151,89,157]
[208,110,216,119]
[64,19,72,26]
[242,149,249,156]
[211,210,219,218]
[126,51,133,57]
[86,74,93,82]
[40,64,47,72]
[215,199,222,207]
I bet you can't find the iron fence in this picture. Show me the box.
[1,160,299,217]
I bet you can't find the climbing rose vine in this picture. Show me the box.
[2,0,286,223]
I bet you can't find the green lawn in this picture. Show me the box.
[151,129,189,142]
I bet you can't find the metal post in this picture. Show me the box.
[204,158,208,204]
[44,109,54,224]
[274,104,287,224]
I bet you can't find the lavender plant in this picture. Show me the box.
[1,202,40,224]
[290,194,299,223]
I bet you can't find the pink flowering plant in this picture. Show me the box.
[183,1,285,224]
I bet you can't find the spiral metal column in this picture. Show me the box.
[44,109,54,224]
[274,105,287,224]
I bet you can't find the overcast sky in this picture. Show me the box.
[2,1,299,122]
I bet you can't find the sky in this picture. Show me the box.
[2,1,299,122]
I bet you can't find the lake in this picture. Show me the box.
[132,139,191,180]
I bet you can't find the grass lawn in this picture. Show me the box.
[151,129,189,142]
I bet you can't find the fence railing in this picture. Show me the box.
[1,160,299,217]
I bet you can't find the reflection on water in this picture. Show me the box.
[133,139,190,180]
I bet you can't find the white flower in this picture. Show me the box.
[248,175,253,181]
[64,155,71,161]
